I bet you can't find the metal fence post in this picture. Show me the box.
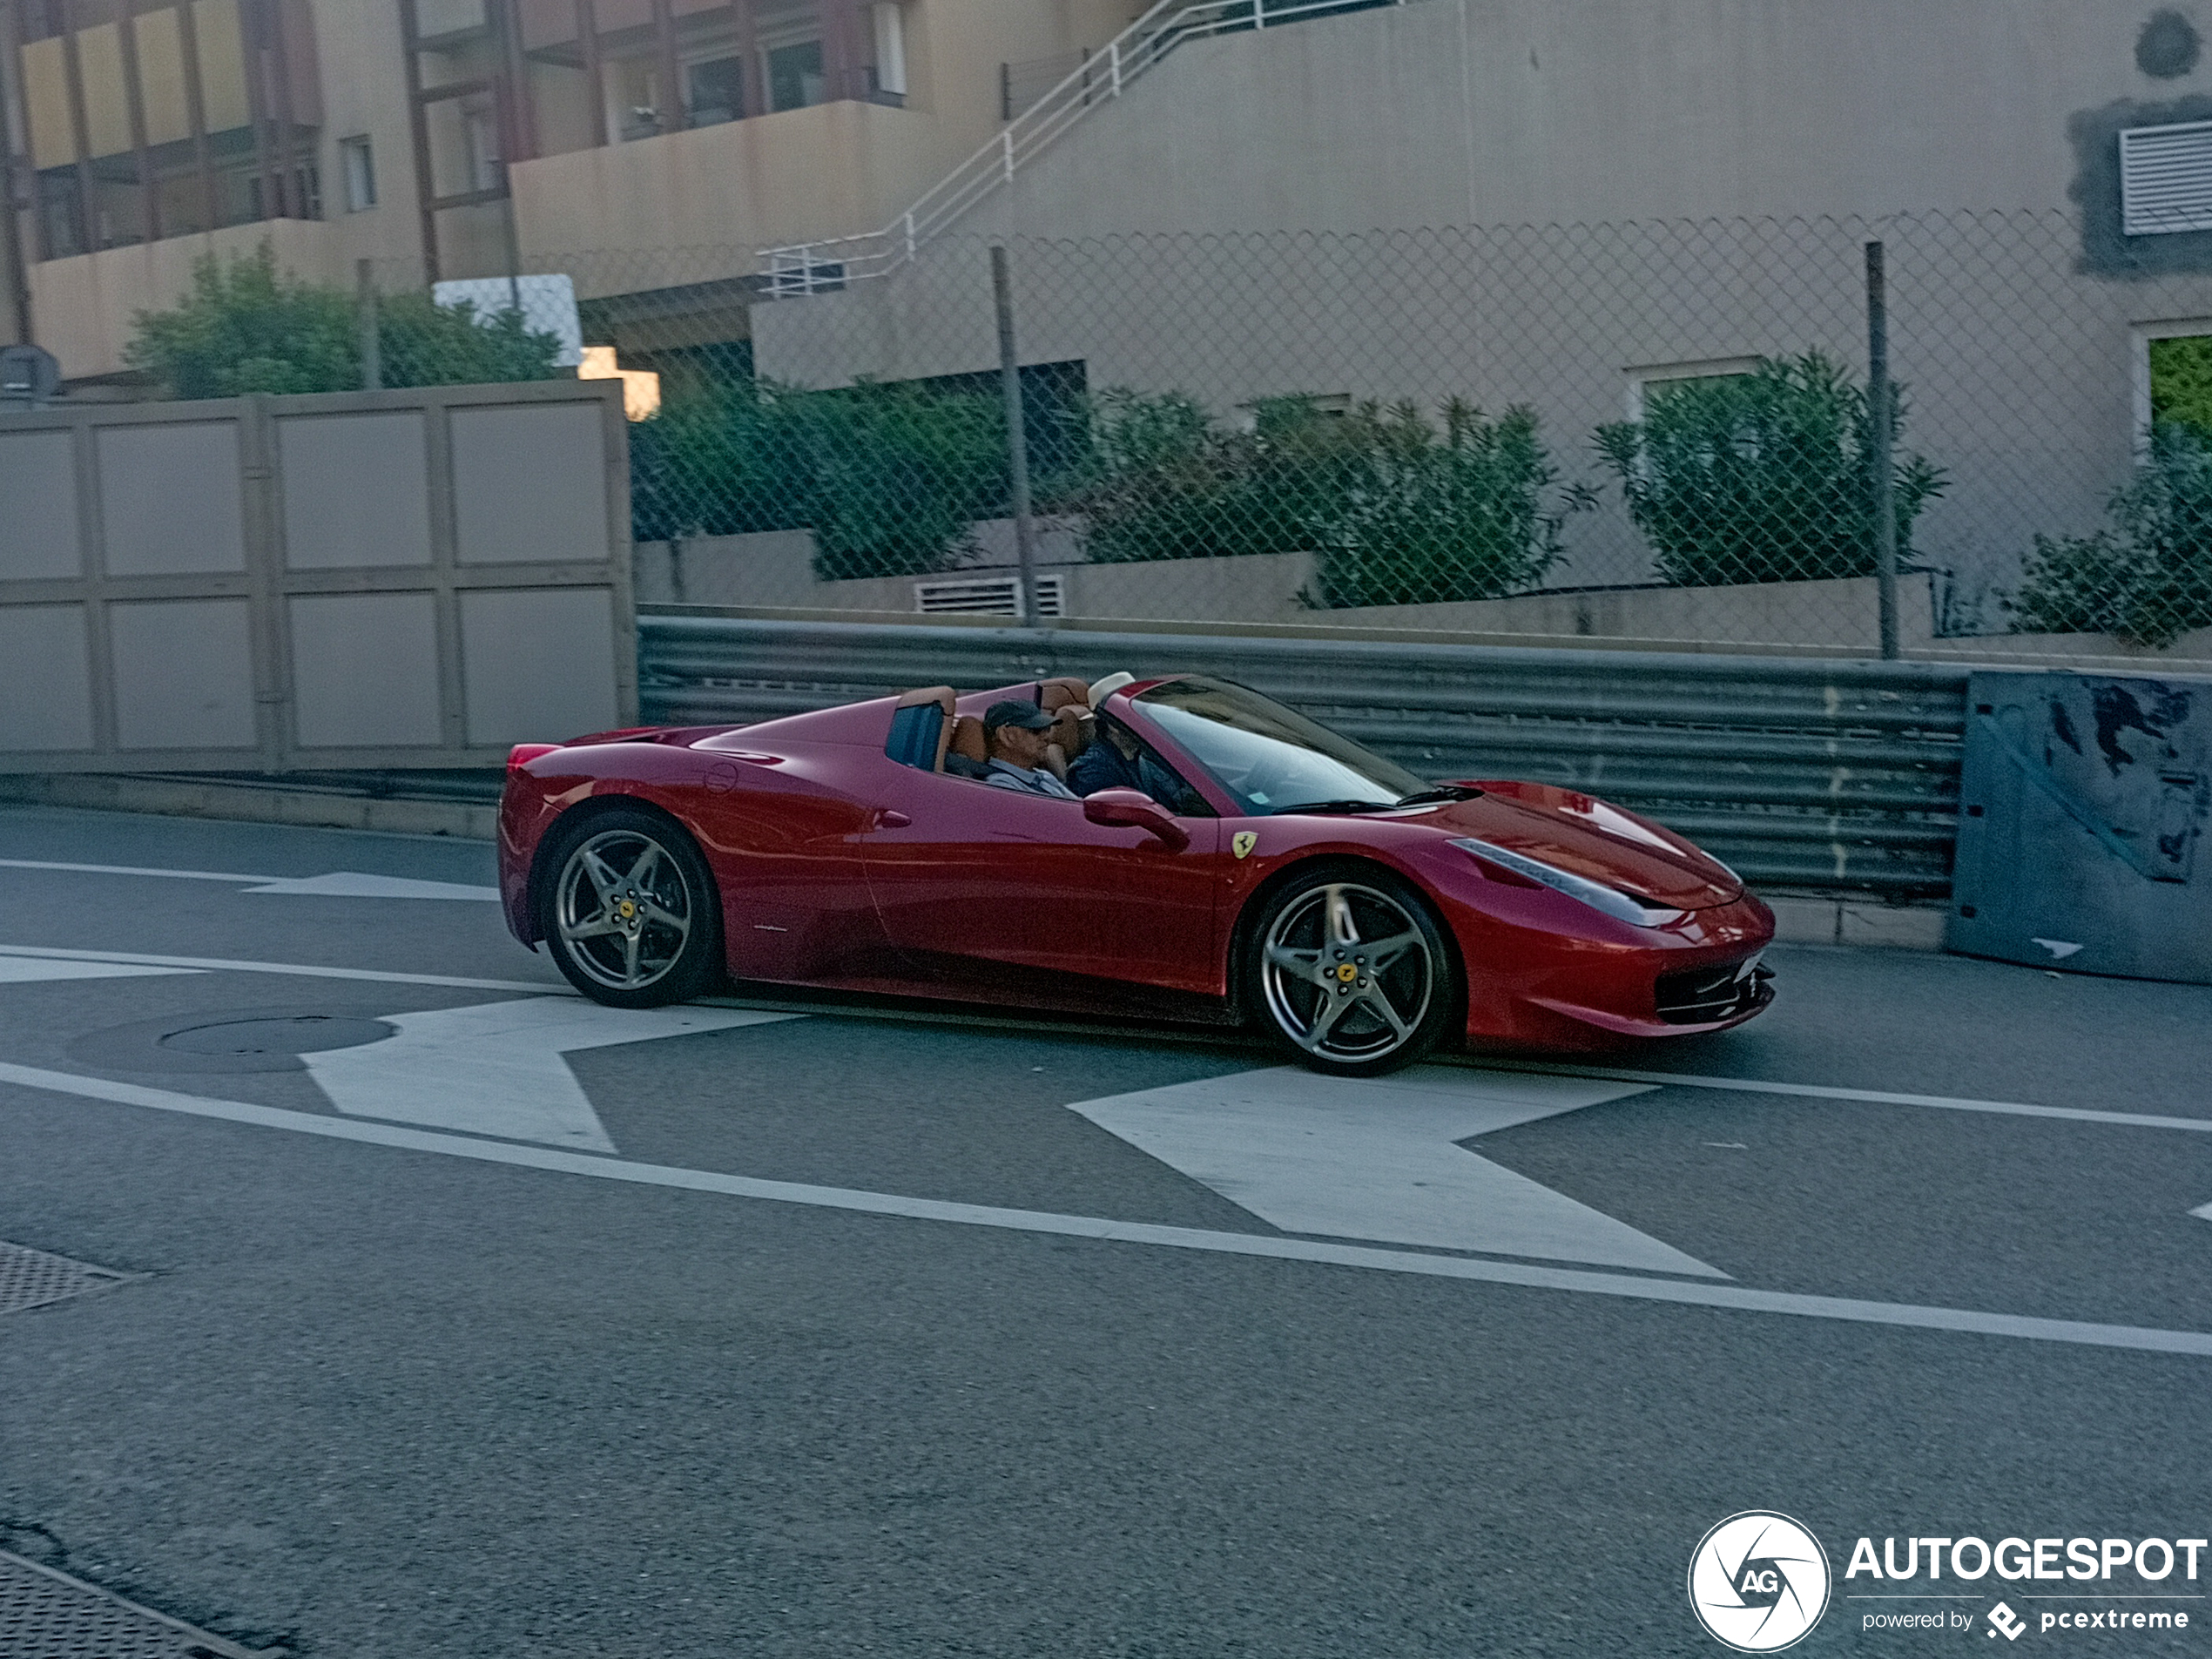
[990,244,1042,626]
[1865,239,1898,661]
[357,258,381,391]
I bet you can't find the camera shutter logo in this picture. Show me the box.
[1688,1512,1832,1651]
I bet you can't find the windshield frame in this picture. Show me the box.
[1128,675,1430,818]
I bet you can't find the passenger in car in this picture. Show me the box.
[1068,716,1147,797]
[981,701,1079,798]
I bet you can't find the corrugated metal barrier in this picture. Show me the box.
[639,616,1969,898]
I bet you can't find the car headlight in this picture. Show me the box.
[1449,837,1687,928]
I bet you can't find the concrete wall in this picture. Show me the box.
[634,531,1949,651]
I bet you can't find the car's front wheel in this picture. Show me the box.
[1248,867,1458,1077]
[540,807,722,1008]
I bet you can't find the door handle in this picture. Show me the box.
[878,809,912,828]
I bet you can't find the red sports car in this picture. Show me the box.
[497,671,1774,1076]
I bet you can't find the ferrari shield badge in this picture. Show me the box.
[1232,832,1258,860]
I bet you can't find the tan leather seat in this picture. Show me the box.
[1038,677,1090,712]
[948,715,988,768]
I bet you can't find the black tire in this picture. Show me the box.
[1244,864,1460,1077]
[537,806,723,1008]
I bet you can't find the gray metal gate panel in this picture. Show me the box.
[1949,671,2212,981]
[0,381,635,772]
[637,616,1968,896]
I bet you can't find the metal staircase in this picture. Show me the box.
[759,0,1401,293]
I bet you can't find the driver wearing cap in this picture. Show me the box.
[981,700,1079,798]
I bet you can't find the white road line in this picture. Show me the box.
[1481,1062,2212,1134]
[0,858,274,882]
[0,1058,2205,1357]
[0,944,558,994]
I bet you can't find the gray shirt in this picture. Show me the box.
[985,759,1079,799]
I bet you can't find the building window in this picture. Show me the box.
[341,136,377,212]
[872,3,907,98]
[685,54,746,125]
[606,56,664,141]
[2121,121,2212,236]
[1622,358,1759,422]
[768,39,825,111]
[462,108,502,192]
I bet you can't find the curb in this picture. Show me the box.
[0,773,499,840]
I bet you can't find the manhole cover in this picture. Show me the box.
[0,1240,127,1317]
[0,1549,278,1658]
[69,1008,396,1075]
[158,1015,392,1059]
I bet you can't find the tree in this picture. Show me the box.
[125,244,563,398]
[1593,352,1946,587]
[2009,422,2212,645]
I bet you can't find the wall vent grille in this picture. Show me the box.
[2121,120,2212,235]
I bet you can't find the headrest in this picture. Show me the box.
[895,685,956,714]
[1049,704,1089,757]
[948,715,988,764]
[1038,677,1090,713]
[1088,671,1136,706]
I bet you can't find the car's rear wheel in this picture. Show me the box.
[540,807,721,1008]
[1248,867,1458,1077]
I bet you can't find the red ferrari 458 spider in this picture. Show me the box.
[498,671,1774,1076]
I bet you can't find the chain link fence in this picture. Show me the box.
[133,209,2212,664]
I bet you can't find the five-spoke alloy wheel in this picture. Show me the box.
[540,807,721,1008]
[1251,869,1457,1076]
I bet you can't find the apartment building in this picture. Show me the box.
[0,0,1138,381]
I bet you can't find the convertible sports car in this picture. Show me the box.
[497,672,1774,1076]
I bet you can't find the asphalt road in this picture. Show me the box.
[0,804,2207,1659]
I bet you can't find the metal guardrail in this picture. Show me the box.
[760,0,1403,292]
[639,616,1969,897]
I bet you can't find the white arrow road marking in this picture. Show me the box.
[1,1058,2207,1355]
[1069,1065,1723,1277]
[0,954,200,984]
[304,999,799,1150]
[0,860,497,900]
[2033,938,2085,961]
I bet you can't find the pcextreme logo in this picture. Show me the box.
[1689,1512,1833,1652]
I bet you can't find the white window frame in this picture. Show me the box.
[1621,356,1760,422]
[2130,316,2212,459]
[339,134,376,212]
[872,1,907,97]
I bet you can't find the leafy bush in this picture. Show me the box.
[1053,390,1362,564]
[2008,423,2212,645]
[1593,352,1946,586]
[629,378,1006,580]
[1316,399,1594,606]
[125,245,563,398]
[1054,390,1582,605]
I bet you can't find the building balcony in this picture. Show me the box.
[506,93,943,300]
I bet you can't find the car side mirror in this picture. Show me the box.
[1082,787,1190,852]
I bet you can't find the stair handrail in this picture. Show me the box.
[759,0,1399,293]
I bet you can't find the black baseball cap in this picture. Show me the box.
[982,699,1055,733]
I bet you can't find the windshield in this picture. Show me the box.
[1135,677,1428,816]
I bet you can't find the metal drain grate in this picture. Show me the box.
[0,1240,127,1316]
[0,1550,275,1657]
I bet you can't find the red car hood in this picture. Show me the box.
[1417,780,1743,908]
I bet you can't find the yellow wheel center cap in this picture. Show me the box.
[1335,962,1359,983]
[618,900,637,919]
